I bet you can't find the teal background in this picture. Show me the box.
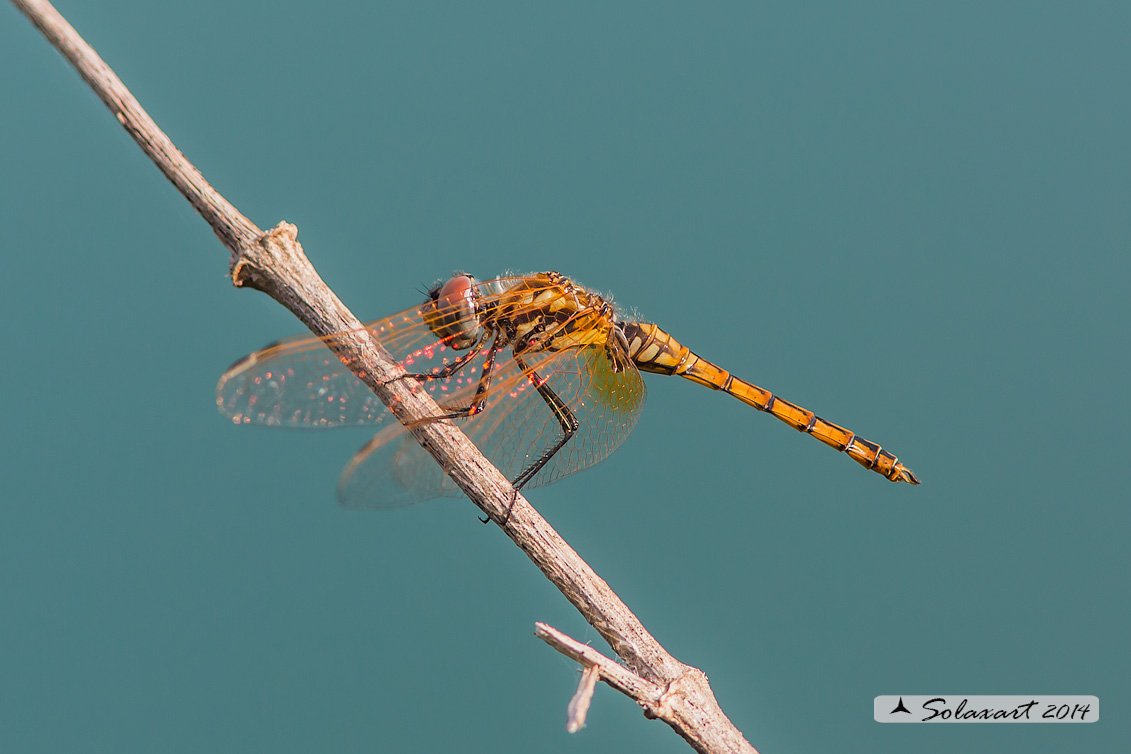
[3,2,1127,752]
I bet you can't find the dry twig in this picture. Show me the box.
[11,2,757,751]
[537,622,674,727]
[566,662,602,733]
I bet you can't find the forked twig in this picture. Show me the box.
[536,623,674,727]
[11,2,757,751]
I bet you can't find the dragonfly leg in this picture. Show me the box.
[475,483,517,524]
[407,333,503,424]
[509,352,580,491]
[389,336,485,384]
[502,486,520,526]
[477,485,519,526]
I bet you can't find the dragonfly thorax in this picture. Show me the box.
[422,273,484,350]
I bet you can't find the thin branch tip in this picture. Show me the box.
[566,664,601,733]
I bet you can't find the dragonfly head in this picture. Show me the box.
[423,273,484,350]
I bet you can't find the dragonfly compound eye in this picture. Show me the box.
[422,274,483,349]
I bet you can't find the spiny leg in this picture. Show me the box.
[489,352,580,526]
[391,332,521,525]
[510,352,580,492]
[390,334,508,524]
[388,335,486,386]
[407,332,504,425]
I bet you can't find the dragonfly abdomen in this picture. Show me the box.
[621,323,920,484]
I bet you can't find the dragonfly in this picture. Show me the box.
[217,271,919,508]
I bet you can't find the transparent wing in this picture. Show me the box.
[216,276,535,428]
[217,275,646,508]
[337,343,646,508]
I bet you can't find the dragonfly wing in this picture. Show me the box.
[218,274,642,508]
[465,346,647,489]
[216,311,475,428]
[215,276,542,428]
[336,423,457,508]
[337,344,646,508]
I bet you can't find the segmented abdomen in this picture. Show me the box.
[620,323,920,484]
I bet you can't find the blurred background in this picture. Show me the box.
[2,2,1127,752]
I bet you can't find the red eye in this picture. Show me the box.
[436,274,474,311]
[423,274,482,349]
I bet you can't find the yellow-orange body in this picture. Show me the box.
[219,270,919,508]
[620,322,919,484]
[434,271,919,485]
